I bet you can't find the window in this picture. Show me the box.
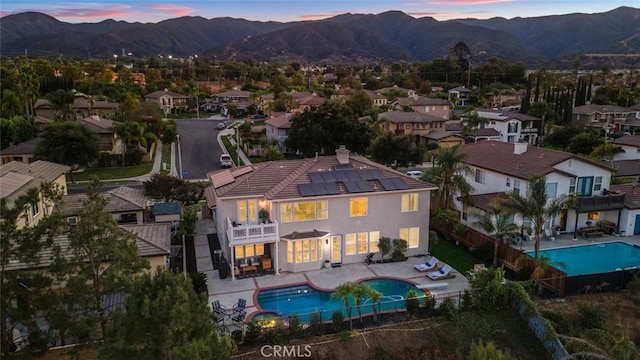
[507,122,519,133]
[507,135,516,143]
[401,193,419,212]
[513,180,521,195]
[545,182,558,198]
[67,217,78,226]
[594,176,602,192]
[282,239,322,264]
[317,200,328,219]
[237,200,257,223]
[506,177,511,187]
[350,198,368,217]
[280,203,293,223]
[522,217,532,232]
[345,234,357,255]
[462,203,468,221]
[588,212,600,221]
[399,227,419,249]
[234,244,265,260]
[32,201,40,217]
[287,241,293,263]
[294,201,316,221]
[474,169,485,184]
[569,178,576,193]
[23,207,30,224]
[357,233,368,254]
[369,231,380,253]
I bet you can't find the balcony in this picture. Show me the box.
[520,127,538,134]
[226,217,279,246]
[573,193,625,213]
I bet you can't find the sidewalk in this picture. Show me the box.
[217,128,252,167]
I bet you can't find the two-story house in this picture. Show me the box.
[363,90,388,107]
[80,115,123,155]
[61,186,148,226]
[265,112,292,151]
[205,146,437,280]
[468,109,541,144]
[612,135,640,160]
[33,93,118,120]
[572,104,637,134]
[212,89,252,112]
[389,95,452,120]
[448,86,472,107]
[378,111,448,143]
[456,141,622,237]
[144,89,190,116]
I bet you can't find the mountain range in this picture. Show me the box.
[1,7,640,69]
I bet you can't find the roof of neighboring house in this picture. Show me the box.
[61,189,145,215]
[573,104,633,115]
[465,192,507,212]
[471,109,541,122]
[152,201,182,215]
[391,96,451,107]
[145,89,188,99]
[214,89,251,98]
[375,86,415,94]
[109,186,149,208]
[33,116,53,125]
[5,223,171,271]
[80,115,115,134]
[423,132,465,140]
[470,128,501,137]
[613,135,640,147]
[612,160,640,177]
[610,184,640,210]
[448,86,471,94]
[0,160,70,205]
[208,149,437,201]
[296,94,325,107]
[265,113,292,129]
[459,141,612,179]
[630,103,640,111]
[445,122,463,132]
[363,89,387,100]
[33,97,117,110]
[378,111,445,123]
[1,137,41,155]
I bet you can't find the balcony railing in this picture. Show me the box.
[520,127,538,134]
[573,193,625,212]
[226,217,279,246]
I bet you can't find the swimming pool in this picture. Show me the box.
[256,278,420,321]
[525,241,640,276]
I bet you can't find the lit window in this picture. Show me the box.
[369,231,380,252]
[302,240,310,262]
[245,245,255,258]
[310,240,318,261]
[399,227,420,249]
[237,201,247,223]
[588,212,600,221]
[294,201,316,221]
[281,203,292,223]
[295,241,302,263]
[255,244,264,256]
[235,246,245,258]
[345,234,356,255]
[350,198,368,217]
[357,233,368,254]
[287,241,293,263]
[317,200,328,219]
[401,193,418,212]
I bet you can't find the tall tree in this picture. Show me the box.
[143,173,185,203]
[470,202,519,267]
[35,121,100,182]
[46,89,76,121]
[370,132,424,167]
[591,142,624,167]
[330,282,356,331]
[498,175,573,258]
[100,268,234,360]
[49,179,149,343]
[423,145,474,209]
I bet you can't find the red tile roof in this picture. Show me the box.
[613,135,640,147]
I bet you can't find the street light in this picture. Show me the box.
[176,134,183,179]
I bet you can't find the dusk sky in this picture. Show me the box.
[0,1,634,24]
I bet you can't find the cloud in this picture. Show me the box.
[151,4,195,17]
[426,0,514,5]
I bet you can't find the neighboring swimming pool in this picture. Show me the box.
[256,278,420,320]
[525,241,640,276]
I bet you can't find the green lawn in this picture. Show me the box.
[221,136,245,166]
[160,142,172,174]
[430,236,484,275]
[67,162,153,182]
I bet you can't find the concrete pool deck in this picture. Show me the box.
[196,218,640,320]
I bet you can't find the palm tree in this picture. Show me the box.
[330,282,356,330]
[365,287,383,324]
[515,254,566,294]
[591,142,624,167]
[470,202,519,267]
[498,174,573,259]
[353,283,372,324]
[461,111,489,142]
[423,144,474,209]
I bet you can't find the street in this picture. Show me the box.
[176,119,227,180]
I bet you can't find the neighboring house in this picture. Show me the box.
[572,104,638,133]
[1,137,42,165]
[609,183,640,236]
[144,89,190,116]
[612,135,640,160]
[375,86,417,97]
[612,160,640,182]
[456,141,623,236]
[33,94,117,120]
[79,115,123,154]
[0,160,70,229]
[483,88,524,109]
[448,86,471,107]
[152,202,182,223]
[378,111,447,142]
[467,128,502,143]
[467,109,541,144]
[61,186,147,226]
[205,146,437,280]
[422,132,465,148]
[363,89,388,107]
[388,95,452,120]
[212,89,252,113]
[265,112,292,150]
[292,93,325,113]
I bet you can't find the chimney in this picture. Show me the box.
[513,141,528,155]
[336,145,350,164]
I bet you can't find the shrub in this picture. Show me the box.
[331,310,345,333]
[378,237,392,261]
[626,274,640,305]
[453,223,468,236]
[405,290,420,316]
[288,314,302,338]
[438,298,459,323]
[391,238,408,262]
[307,312,324,337]
[124,145,144,165]
[263,326,288,345]
[578,303,607,329]
[468,340,515,360]
[243,322,261,346]
[188,272,208,297]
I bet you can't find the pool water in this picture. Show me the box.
[257,278,420,320]
[525,241,640,276]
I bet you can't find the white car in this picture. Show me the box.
[406,170,424,179]
[217,122,226,130]
[219,154,233,168]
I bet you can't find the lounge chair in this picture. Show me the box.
[414,256,440,272]
[212,300,227,315]
[426,264,455,281]
[232,298,246,313]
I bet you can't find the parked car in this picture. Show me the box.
[217,122,226,130]
[219,154,233,168]
[405,170,424,179]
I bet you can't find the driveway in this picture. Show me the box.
[176,119,227,180]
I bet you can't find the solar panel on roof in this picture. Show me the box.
[298,183,315,196]
[368,168,385,180]
[356,180,374,192]
[321,172,337,182]
[334,171,350,182]
[357,169,374,180]
[311,183,328,195]
[391,177,409,190]
[324,182,341,194]
[308,172,324,183]
[345,169,361,180]
[378,178,397,191]
[343,181,362,193]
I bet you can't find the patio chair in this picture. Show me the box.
[215,313,225,324]
[232,310,246,323]
[232,298,246,313]
[426,264,455,281]
[414,256,439,272]
[212,300,227,315]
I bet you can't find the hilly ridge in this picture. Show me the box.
[1,7,639,68]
